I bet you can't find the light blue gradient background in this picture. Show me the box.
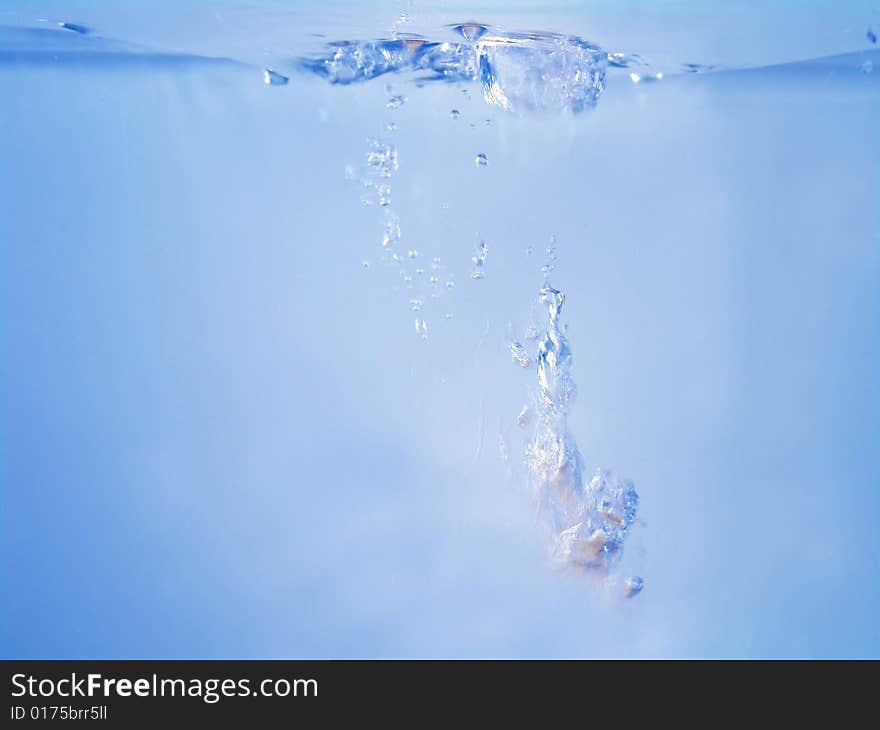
[1,1,878,657]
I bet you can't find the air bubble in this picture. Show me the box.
[509,340,532,368]
[377,183,392,207]
[471,240,488,279]
[541,239,558,279]
[624,576,645,598]
[382,213,401,248]
[367,141,398,179]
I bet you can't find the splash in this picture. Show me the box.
[475,31,606,113]
[524,286,640,576]
[300,36,478,85]
[301,24,607,114]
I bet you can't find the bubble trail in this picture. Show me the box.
[525,286,640,574]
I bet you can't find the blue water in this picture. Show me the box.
[1,1,879,658]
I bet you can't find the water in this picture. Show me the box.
[1,1,879,659]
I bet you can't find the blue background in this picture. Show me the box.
[2,1,879,657]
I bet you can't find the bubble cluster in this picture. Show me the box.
[344,84,464,339]
[386,94,407,109]
[471,240,488,279]
[519,286,641,577]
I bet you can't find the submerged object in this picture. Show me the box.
[525,286,640,573]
